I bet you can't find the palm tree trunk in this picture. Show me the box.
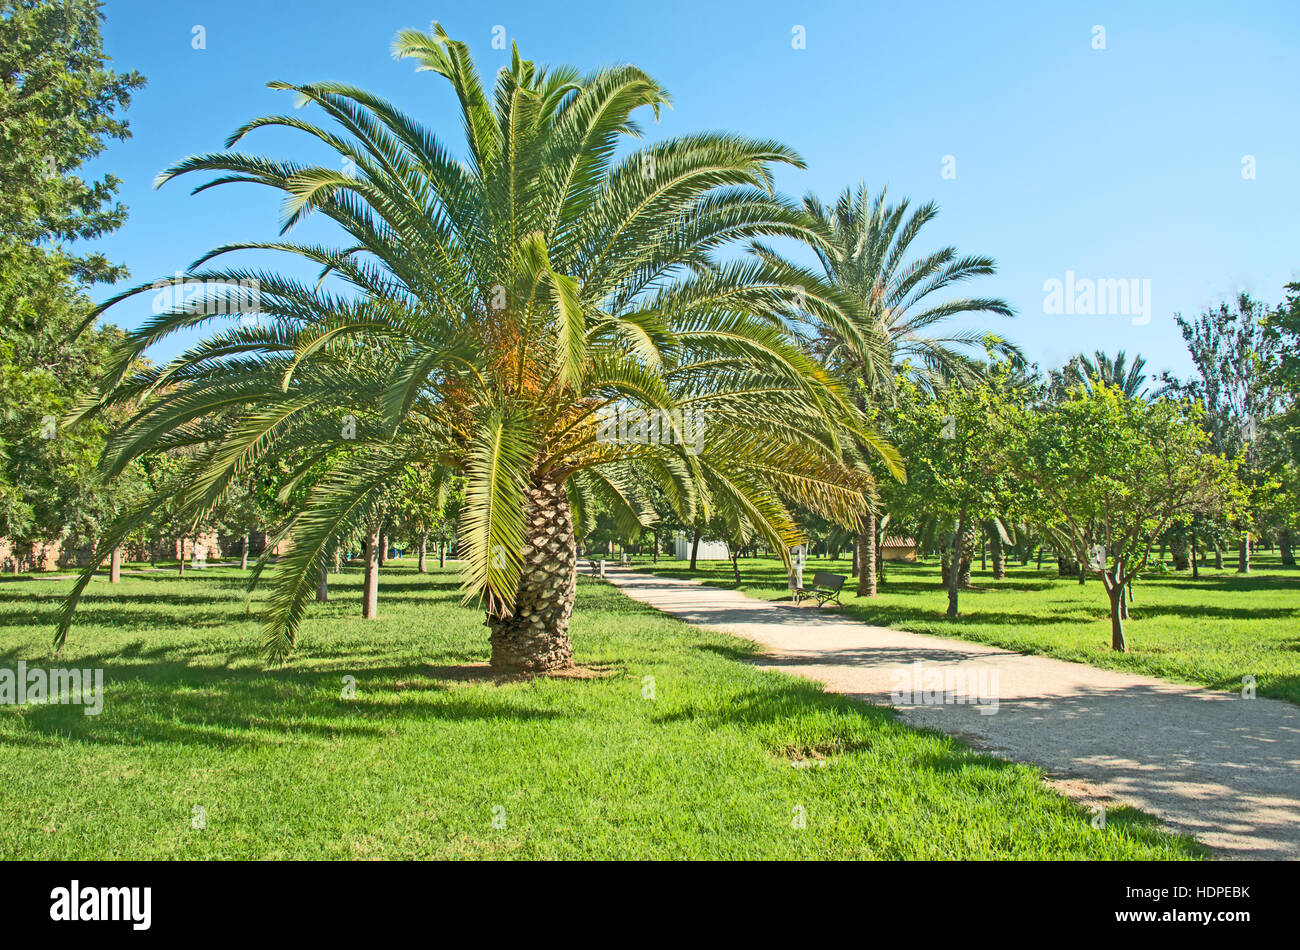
[989,526,1006,580]
[957,519,976,588]
[241,533,250,570]
[362,525,380,619]
[857,511,877,597]
[418,534,428,573]
[439,540,446,568]
[689,526,701,571]
[487,476,576,673]
[316,564,328,603]
[109,547,122,584]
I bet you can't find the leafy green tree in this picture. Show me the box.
[891,365,1028,617]
[1006,385,1239,651]
[1159,293,1281,571]
[0,0,142,570]
[58,26,883,671]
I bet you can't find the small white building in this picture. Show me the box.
[673,534,731,561]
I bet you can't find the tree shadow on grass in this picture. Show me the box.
[0,640,572,752]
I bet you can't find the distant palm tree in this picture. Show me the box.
[1053,350,1150,400]
[757,183,1015,594]
[57,26,892,671]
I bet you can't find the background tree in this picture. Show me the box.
[1006,384,1239,651]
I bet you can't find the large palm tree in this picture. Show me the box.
[57,26,894,671]
[758,184,1014,595]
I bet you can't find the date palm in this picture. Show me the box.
[56,26,893,670]
[756,183,1015,595]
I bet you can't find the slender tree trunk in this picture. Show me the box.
[362,525,380,619]
[980,526,987,571]
[1105,564,1128,651]
[1281,529,1295,567]
[334,542,341,575]
[857,510,877,597]
[1237,531,1251,573]
[989,527,1006,580]
[316,564,328,603]
[178,542,184,576]
[439,540,446,568]
[241,533,250,571]
[1037,545,1043,570]
[689,526,701,571]
[652,528,659,563]
[1214,545,1223,569]
[418,534,428,573]
[487,477,576,673]
[1191,531,1200,580]
[731,551,740,583]
[946,513,968,618]
[109,547,122,584]
[940,543,951,587]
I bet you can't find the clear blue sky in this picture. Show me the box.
[87,0,1300,380]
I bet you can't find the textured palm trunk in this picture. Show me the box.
[439,541,446,568]
[362,525,380,619]
[957,519,976,588]
[989,525,1006,580]
[1170,537,1190,570]
[108,547,122,584]
[418,534,428,573]
[487,477,577,673]
[857,510,877,597]
[316,564,328,603]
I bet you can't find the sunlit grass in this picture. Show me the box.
[0,563,1203,859]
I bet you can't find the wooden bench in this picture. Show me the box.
[793,571,846,607]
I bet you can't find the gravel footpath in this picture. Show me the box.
[605,570,1300,860]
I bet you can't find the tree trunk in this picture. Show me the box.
[1214,545,1223,569]
[857,510,877,597]
[652,528,659,563]
[1170,537,1190,570]
[689,526,701,571]
[1105,564,1128,652]
[1191,531,1200,580]
[487,476,576,673]
[1237,531,1250,573]
[957,519,976,588]
[989,526,1006,580]
[1057,555,1077,578]
[1281,529,1295,567]
[378,533,386,568]
[334,544,341,575]
[316,565,329,603]
[109,547,122,584]
[946,513,967,618]
[418,534,428,573]
[731,551,740,583]
[241,533,250,570]
[362,525,380,619]
[940,543,951,587]
[439,540,447,568]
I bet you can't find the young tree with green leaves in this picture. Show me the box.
[1006,385,1240,651]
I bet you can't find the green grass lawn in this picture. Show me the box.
[0,563,1202,859]
[635,552,1300,704]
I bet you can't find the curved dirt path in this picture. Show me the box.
[605,570,1300,860]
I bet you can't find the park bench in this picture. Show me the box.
[793,571,846,607]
